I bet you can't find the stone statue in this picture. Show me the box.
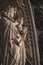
[0,0,27,65]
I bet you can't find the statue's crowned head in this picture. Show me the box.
[0,0,25,18]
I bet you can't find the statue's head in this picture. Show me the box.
[0,0,25,18]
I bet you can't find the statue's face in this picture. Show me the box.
[8,7,17,18]
[10,7,14,18]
